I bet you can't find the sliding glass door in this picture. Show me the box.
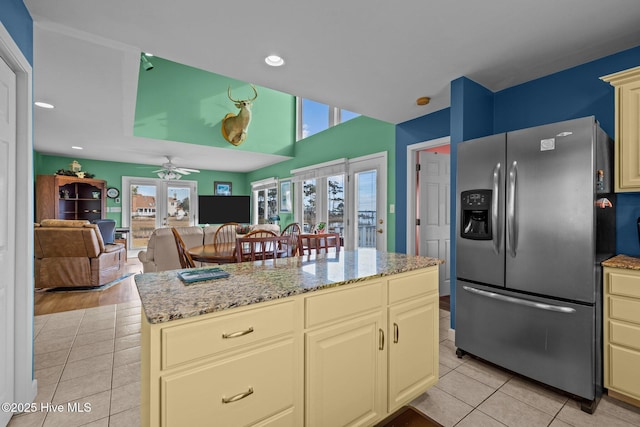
[122,177,197,250]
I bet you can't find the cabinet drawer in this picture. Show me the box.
[608,344,640,400]
[609,271,640,299]
[609,320,640,351]
[609,296,640,325]
[305,281,383,328]
[162,301,295,369]
[162,339,296,427]
[388,267,438,305]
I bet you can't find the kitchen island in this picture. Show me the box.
[136,249,442,427]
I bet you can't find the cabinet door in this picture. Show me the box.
[608,344,640,400]
[617,78,640,191]
[388,295,438,412]
[305,312,385,427]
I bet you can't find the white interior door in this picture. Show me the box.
[0,55,17,427]
[348,153,387,251]
[418,151,450,296]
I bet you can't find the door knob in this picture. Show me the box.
[379,219,384,224]
[377,228,383,234]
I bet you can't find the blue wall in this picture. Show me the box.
[494,46,640,256]
[394,108,450,253]
[0,0,33,64]
[396,44,640,328]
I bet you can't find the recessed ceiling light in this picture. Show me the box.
[265,55,284,67]
[71,146,83,150]
[35,101,55,109]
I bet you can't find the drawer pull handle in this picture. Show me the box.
[222,327,254,339]
[394,323,399,343]
[222,387,254,404]
[379,328,385,350]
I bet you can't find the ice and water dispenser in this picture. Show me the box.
[460,190,492,240]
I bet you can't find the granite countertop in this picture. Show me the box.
[602,254,640,270]
[135,248,443,324]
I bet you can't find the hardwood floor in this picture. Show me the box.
[439,295,450,312]
[34,257,143,315]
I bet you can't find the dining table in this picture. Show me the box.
[188,242,238,264]
[188,235,292,264]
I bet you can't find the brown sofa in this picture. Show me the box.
[138,224,281,272]
[34,219,126,289]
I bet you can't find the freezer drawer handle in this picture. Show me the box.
[492,163,501,255]
[462,286,576,313]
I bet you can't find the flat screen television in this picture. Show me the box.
[198,195,251,224]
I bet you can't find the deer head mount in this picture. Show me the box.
[221,85,258,146]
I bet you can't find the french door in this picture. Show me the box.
[122,177,197,250]
[295,152,387,251]
[347,153,387,251]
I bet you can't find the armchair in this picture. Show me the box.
[34,219,126,289]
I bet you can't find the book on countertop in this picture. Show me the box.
[178,267,230,284]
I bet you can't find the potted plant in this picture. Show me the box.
[316,222,326,233]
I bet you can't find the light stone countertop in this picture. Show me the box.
[602,254,640,270]
[135,248,443,324]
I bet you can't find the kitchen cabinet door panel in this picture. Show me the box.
[388,295,438,412]
[305,312,385,427]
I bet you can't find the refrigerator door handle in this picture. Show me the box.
[507,161,518,257]
[492,163,501,254]
[462,286,576,313]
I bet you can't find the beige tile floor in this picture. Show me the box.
[411,309,640,427]
[8,301,142,427]
[7,301,640,426]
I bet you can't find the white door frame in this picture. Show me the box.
[405,137,450,255]
[0,21,37,409]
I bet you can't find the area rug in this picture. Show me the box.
[39,272,135,293]
[376,406,443,427]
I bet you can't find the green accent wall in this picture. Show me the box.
[34,153,248,227]
[247,115,396,251]
[134,56,295,156]
[35,114,396,250]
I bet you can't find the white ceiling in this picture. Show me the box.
[24,0,640,172]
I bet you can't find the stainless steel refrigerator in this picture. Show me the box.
[455,116,616,413]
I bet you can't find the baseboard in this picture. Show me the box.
[448,328,455,342]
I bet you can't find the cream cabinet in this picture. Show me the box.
[603,267,640,407]
[304,267,439,426]
[601,66,640,192]
[141,265,439,427]
[141,299,303,427]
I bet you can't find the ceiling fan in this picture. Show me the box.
[152,156,200,180]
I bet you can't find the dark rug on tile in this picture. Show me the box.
[37,272,135,292]
[376,406,443,427]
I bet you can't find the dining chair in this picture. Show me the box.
[171,227,196,269]
[236,234,292,262]
[299,232,341,255]
[213,222,240,246]
[280,223,302,256]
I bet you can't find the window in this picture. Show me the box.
[291,159,347,234]
[251,177,278,224]
[297,98,360,140]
